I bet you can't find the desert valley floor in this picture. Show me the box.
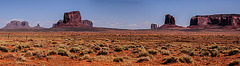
[0,29,239,66]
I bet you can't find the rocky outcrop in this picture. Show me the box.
[82,20,93,27]
[3,21,32,29]
[151,24,158,29]
[159,14,184,29]
[52,20,63,28]
[165,14,175,25]
[53,11,93,28]
[33,23,44,29]
[3,21,45,29]
[188,14,240,29]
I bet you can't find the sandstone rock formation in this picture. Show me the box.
[33,23,45,29]
[164,14,175,25]
[52,11,93,28]
[3,21,45,29]
[188,14,240,29]
[3,21,32,29]
[151,24,158,29]
[82,20,93,27]
[159,14,184,29]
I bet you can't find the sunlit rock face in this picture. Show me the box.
[188,14,240,29]
[52,11,93,28]
[159,14,184,29]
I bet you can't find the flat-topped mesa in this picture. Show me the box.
[3,21,32,29]
[188,14,240,29]
[63,11,81,23]
[52,11,93,28]
[165,14,175,25]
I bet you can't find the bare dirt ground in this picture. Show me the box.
[0,29,239,66]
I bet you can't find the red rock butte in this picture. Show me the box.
[151,14,184,29]
[52,11,93,28]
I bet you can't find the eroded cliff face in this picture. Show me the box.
[159,14,184,29]
[188,14,240,29]
[52,11,93,28]
[165,14,175,25]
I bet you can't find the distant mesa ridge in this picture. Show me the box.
[188,14,240,29]
[151,14,240,29]
[52,11,93,28]
[2,21,44,29]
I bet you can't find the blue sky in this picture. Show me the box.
[0,0,239,29]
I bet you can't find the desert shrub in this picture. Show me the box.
[210,50,220,57]
[70,55,78,59]
[28,39,33,41]
[148,49,158,55]
[97,50,109,55]
[113,57,124,62]
[102,47,109,50]
[160,50,170,55]
[138,51,150,58]
[136,57,149,63]
[11,45,22,52]
[82,54,91,60]
[70,47,81,53]
[94,46,101,50]
[218,46,228,50]
[32,50,43,56]
[82,49,93,54]
[57,48,70,56]
[179,55,193,64]
[228,60,239,66]
[105,39,110,42]
[181,49,189,54]
[128,45,136,48]
[99,43,109,47]
[16,56,27,62]
[3,54,15,60]
[47,50,58,55]
[57,44,66,49]
[163,56,178,64]
[24,52,33,57]
[220,50,229,54]
[86,44,94,47]
[72,44,80,47]
[228,49,240,56]
[166,44,172,47]
[111,40,119,42]
[52,42,57,44]
[21,44,30,48]
[0,46,9,52]
[122,45,129,50]
[33,44,42,47]
[189,51,198,56]
[199,51,210,57]
[208,45,218,49]
[114,46,123,52]
[161,46,167,50]
[132,49,139,53]
[11,44,30,52]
